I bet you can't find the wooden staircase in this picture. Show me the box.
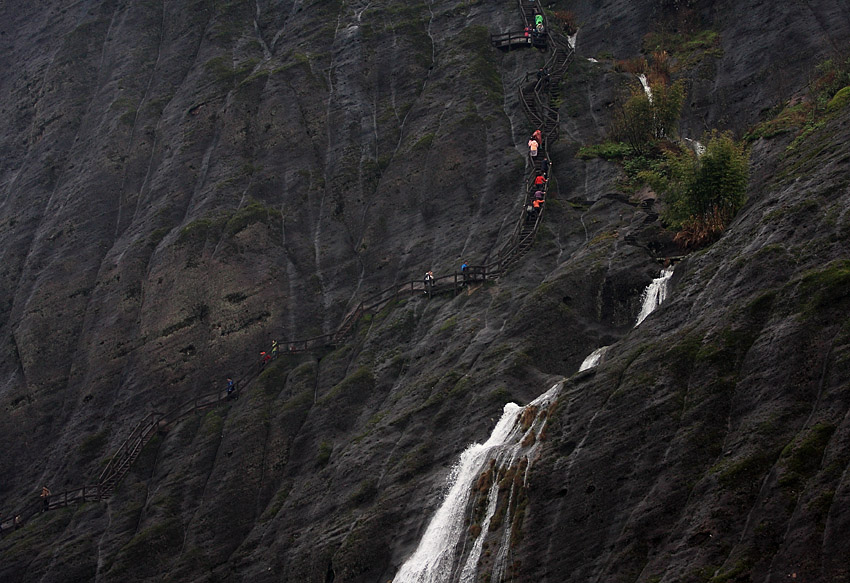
[490,0,549,50]
[96,413,163,499]
[0,6,578,538]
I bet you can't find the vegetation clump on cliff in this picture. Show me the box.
[579,36,751,250]
[645,131,749,248]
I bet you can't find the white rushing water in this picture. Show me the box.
[638,73,653,101]
[579,346,610,371]
[567,31,578,50]
[635,266,674,326]
[393,384,561,583]
[684,137,706,157]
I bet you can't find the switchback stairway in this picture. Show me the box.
[0,4,576,537]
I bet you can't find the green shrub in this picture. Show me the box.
[224,292,247,303]
[576,141,631,160]
[826,86,850,112]
[660,131,749,242]
[176,213,228,246]
[317,440,333,466]
[225,200,282,236]
[744,102,809,141]
[812,57,850,110]
[147,227,170,248]
[800,260,850,312]
[612,80,686,155]
[204,56,259,86]
[642,29,720,58]
[779,422,836,489]
[412,133,435,151]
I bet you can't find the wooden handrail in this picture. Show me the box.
[1,19,577,536]
[271,40,576,350]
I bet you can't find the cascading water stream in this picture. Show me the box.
[684,137,706,157]
[395,264,678,582]
[638,73,653,101]
[393,385,561,583]
[635,266,674,326]
[396,261,676,581]
[579,346,610,371]
[394,19,680,582]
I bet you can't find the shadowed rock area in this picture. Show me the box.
[0,0,849,582]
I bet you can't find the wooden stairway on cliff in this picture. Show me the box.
[0,12,577,537]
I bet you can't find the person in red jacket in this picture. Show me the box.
[260,351,271,368]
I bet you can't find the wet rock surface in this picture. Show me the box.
[522,106,850,582]
[0,0,848,582]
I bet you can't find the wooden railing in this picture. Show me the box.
[0,485,103,534]
[0,9,578,539]
[491,30,531,48]
[491,0,552,50]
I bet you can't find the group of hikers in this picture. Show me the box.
[259,339,280,368]
[422,263,471,292]
[523,7,546,41]
[528,127,544,158]
[526,126,550,219]
[7,61,560,537]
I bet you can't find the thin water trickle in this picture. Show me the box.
[638,73,652,101]
[635,266,674,326]
[684,137,706,157]
[579,346,610,371]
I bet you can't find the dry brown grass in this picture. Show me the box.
[648,50,671,85]
[615,57,648,74]
[673,207,730,250]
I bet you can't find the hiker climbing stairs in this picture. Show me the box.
[0,6,577,537]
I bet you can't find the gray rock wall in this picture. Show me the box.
[0,0,849,581]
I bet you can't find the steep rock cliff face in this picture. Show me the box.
[0,0,848,582]
[521,107,850,582]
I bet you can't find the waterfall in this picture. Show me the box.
[393,384,561,583]
[567,31,578,50]
[638,73,652,101]
[579,346,610,371]
[684,137,706,157]
[635,266,674,326]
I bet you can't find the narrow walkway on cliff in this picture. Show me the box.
[0,1,575,535]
